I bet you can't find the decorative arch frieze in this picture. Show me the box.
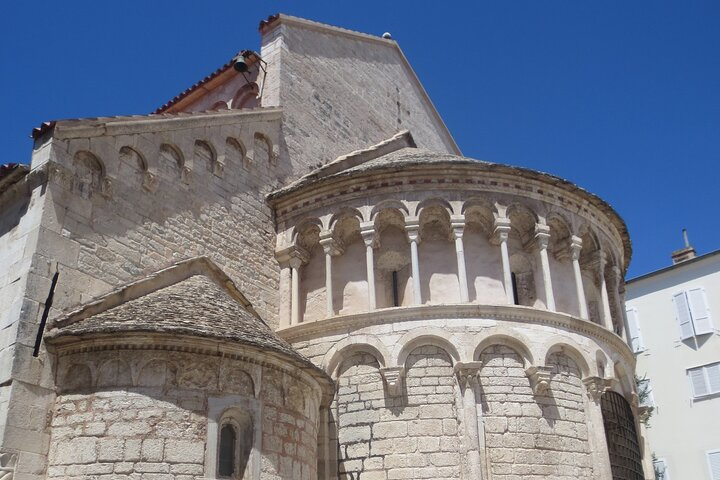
[322,335,390,379]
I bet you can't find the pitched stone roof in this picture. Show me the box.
[45,257,320,374]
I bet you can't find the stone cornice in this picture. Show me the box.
[49,107,283,140]
[276,303,635,367]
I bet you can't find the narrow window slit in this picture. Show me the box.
[511,272,520,305]
[218,424,237,477]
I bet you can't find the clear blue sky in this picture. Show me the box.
[2,1,718,278]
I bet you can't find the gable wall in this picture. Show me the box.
[260,19,459,175]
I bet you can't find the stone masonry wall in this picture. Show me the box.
[48,391,207,479]
[478,346,592,480]
[1,113,286,477]
[260,19,459,174]
[333,347,461,480]
[260,368,319,480]
[0,148,53,477]
[46,347,320,480]
[286,313,633,479]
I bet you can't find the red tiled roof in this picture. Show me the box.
[259,13,280,33]
[31,121,56,140]
[153,57,236,114]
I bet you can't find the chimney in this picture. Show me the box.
[671,229,696,264]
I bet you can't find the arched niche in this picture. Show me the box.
[225,137,248,170]
[297,220,324,323]
[396,333,461,368]
[159,143,185,179]
[331,215,366,315]
[474,334,535,368]
[509,252,538,307]
[194,140,217,173]
[543,342,591,379]
[547,213,579,317]
[324,338,389,379]
[73,150,107,197]
[96,358,132,388]
[253,132,274,165]
[231,83,259,109]
[210,100,229,111]
[374,208,411,308]
[418,204,458,304]
[62,363,93,393]
[463,201,503,304]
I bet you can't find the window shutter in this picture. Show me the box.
[689,367,709,397]
[708,451,720,480]
[673,292,695,340]
[625,308,644,352]
[688,288,713,335]
[706,363,720,395]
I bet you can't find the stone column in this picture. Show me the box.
[534,224,555,311]
[609,266,626,339]
[452,216,470,302]
[289,257,302,326]
[278,264,292,328]
[406,219,422,305]
[494,217,514,304]
[582,377,614,480]
[276,245,308,328]
[570,235,589,319]
[285,247,309,326]
[317,406,331,480]
[360,222,377,311]
[454,362,485,480]
[319,231,343,319]
[595,251,614,330]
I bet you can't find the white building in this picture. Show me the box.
[625,239,720,480]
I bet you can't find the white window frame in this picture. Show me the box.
[707,449,720,480]
[673,287,714,340]
[653,457,670,480]
[625,307,645,353]
[687,362,720,400]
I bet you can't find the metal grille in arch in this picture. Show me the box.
[601,391,645,480]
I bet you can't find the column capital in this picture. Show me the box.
[380,367,405,396]
[276,245,310,267]
[319,231,344,256]
[582,376,615,403]
[405,218,421,243]
[451,215,466,239]
[454,361,483,387]
[525,365,553,395]
[569,235,583,261]
[609,265,623,283]
[360,222,378,248]
[534,223,551,248]
[493,217,511,244]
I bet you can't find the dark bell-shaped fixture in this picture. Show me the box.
[233,54,249,73]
